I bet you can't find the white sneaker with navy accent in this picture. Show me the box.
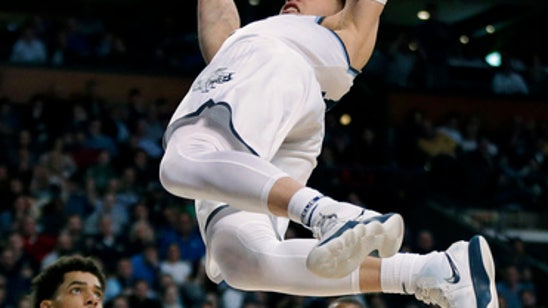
[414,235,499,308]
[306,212,404,278]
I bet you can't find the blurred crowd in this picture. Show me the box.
[0,13,203,75]
[0,9,546,308]
[1,11,548,96]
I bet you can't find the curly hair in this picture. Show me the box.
[30,255,106,308]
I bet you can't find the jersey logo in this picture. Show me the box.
[193,68,234,93]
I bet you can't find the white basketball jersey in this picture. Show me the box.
[223,14,359,101]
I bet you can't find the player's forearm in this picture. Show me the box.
[198,0,240,64]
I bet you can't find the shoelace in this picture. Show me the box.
[312,210,369,239]
[312,213,338,239]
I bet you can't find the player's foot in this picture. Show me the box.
[306,211,404,278]
[414,235,499,308]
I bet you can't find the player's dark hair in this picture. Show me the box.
[30,256,106,308]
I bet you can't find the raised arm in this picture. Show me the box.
[197,0,241,64]
[323,0,386,70]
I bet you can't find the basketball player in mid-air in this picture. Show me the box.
[159,0,499,306]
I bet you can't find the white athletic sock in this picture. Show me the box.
[374,0,387,5]
[380,252,433,294]
[287,187,366,228]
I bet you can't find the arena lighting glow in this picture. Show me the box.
[408,41,419,51]
[485,51,501,67]
[459,35,469,45]
[417,10,430,21]
[249,0,260,6]
[485,25,495,34]
[340,114,352,126]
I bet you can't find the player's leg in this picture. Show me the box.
[204,209,372,296]
[205,206,497,308]
[160,120,403,278]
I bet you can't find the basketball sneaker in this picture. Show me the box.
[414,235,499,308]
[306,211,404,278]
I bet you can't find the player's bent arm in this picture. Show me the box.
[323,0,385,70]
[198,0,241,64]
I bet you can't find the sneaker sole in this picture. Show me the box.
[306,213,404,279]
[469,235,499,308]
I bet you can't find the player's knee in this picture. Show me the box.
[220,256,263,291]
[212,235,265,291]
[221,254,280,291]
[159,152,199,198]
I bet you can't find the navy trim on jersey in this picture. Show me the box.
[315,16,361,76]
[162,99,259,157]
[205,204,230,232]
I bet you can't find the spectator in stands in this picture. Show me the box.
[1,195,38,236]
[63,17,93,64]
[127,149,158,190]
[417,118,458,160]
[162,284,185,308]
[127,219,157,255]
[39,136,78,181]
[127,279,162,308]
[436,112,463,147]
[520,289,538,308]
[496,264,533,308]
[129,200,150,224]
[131,244,161,290]
[84,119,119,158]
[19,215,56,267]
[107,295,130,308]
[104,258,134,302]
[85,150,117,195]
[102,104,131,145]
[9,26,47,64]
[41,230,75,269]
[88,215,127,274]
[160,243,193,288]
[38,190,66,236]
[157,211,205,263]
[6,232,33,271]
[85,192,129,236]
[62,214,86,250]
[0,246,33,306]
